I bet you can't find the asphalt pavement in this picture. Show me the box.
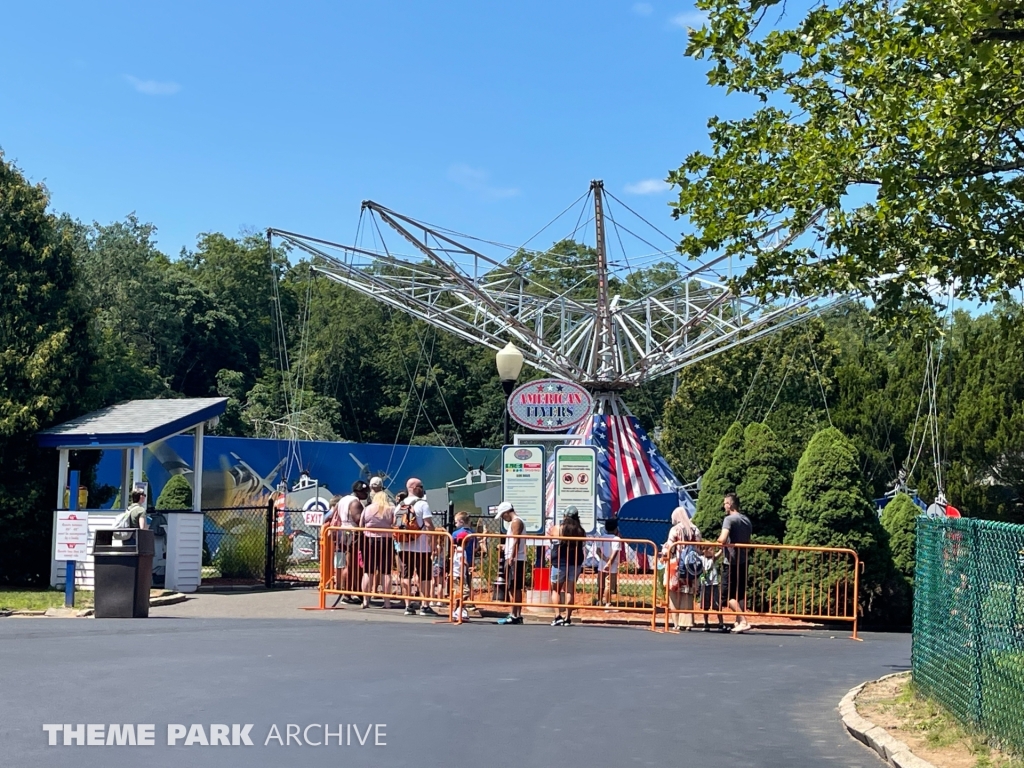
[0,609,909,768]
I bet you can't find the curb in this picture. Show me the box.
[840,672,937,768]
[150,593,188,607]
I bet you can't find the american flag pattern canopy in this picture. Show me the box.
[544,394,694,523]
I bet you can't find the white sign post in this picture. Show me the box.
[501,445,545,533]
[553,445,598,533]
[55,510,89,563]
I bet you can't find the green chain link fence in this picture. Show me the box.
[913,516,1024,755]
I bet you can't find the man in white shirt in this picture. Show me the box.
[331,480,369,604]
[396,477,436,616]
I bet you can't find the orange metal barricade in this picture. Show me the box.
[452,533,662,630]
[319,525,456,620]
[662,541,861,639]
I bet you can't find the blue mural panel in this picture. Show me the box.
[95,435,501,510]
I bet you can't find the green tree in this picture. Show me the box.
[0,153,93,584]
[736,422,787,542]
[71,217,249,398]
[782,427,902,619]
[692,421,745,536]
[661,315,839,481]
[155,474,193,510]
[880,492,920,586]
[671,0,1024,319]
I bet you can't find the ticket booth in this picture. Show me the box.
[38,398,227,593]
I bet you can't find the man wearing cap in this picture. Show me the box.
[397,478,437,616]
[495,501,526,625]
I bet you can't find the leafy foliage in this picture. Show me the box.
[690,421,788,541]
[0,154,93,584]
[155,474,193,511]
[692,421,745,536]
[782,426,905,620]
[672,0,1024,319]
[736,422,787,542]
[881,492,920,585]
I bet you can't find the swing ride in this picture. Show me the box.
[269,180,845,519]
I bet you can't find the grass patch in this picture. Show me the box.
[858,673,1024,768]
[0,589,95,611]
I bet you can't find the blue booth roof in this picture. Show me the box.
[37,398,227,449]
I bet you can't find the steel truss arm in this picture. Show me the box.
[269,195,844,390]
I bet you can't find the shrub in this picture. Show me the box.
[782,426,907,622]
[155,474,193,510]
[881,493,920,586]
[693,421,745,537]
[214,527,265,579]
[693,421,789,542]
[736,422,788,543]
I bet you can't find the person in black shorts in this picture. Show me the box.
[717,493,752,633]
[496,502,527,625]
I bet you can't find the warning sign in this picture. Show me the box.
[55,511,89,562]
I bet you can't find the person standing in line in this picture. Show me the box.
[359,490,395,609]
[396,478,436,616]
[548,507,587,626]
[369,475,391,502]
[662,506,702,631]
[718,492,753,633]
[332,480,369,604]
[496,502,526,625]
[596,518,623,607]
[451,512,476,617]
[699,545,725,632]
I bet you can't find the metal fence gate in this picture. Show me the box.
[184,503,320,588]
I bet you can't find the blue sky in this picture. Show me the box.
[0,1,758,259]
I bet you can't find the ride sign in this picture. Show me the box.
[507,378,592,432]
[554,445,598,533]
[501,445,545,532]
[55,511,89,562]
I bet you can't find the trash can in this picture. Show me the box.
[93,529,155,618]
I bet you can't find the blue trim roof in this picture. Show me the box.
[37,398,228,449]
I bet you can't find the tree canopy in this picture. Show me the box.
[692,421,746,536]
[881,492,921,586]
[671,0,1024,317]
[0,154,93,583]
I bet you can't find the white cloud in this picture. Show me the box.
[632,2,654,15]
[447,164,519,200]
[670,10,708,28]
[124,75,181,96]
[624,178,670,195]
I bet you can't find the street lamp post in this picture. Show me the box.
[495,341,524,445]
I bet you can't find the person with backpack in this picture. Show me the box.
[395,477,436,616]
[548,507,587,626]
[115,487,148,528]
[662,506,702,631]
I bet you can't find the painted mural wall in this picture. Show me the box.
[95,435,501,512]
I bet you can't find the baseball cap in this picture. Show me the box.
[369,476,383,489]
[494,501,514,517]
[352,480,369,493]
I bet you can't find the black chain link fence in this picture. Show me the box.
[913,516,1024,754]
[178,505,322,587]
